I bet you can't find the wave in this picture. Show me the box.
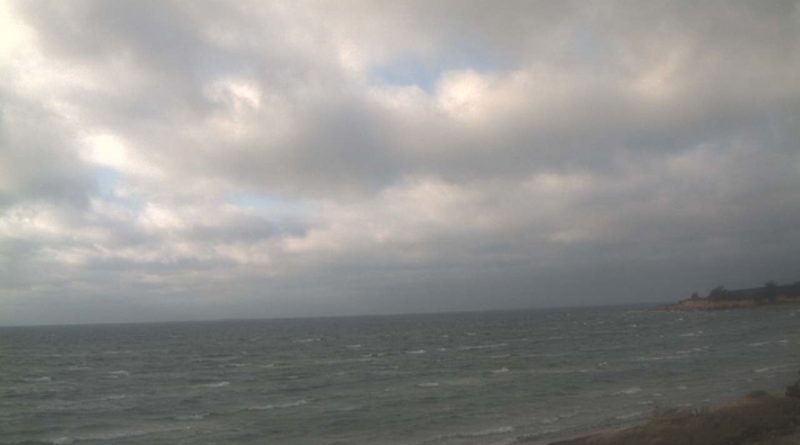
[639,346,707,361]
[66,366,92,371]
[109,370,130,377]
[540,416,560,425]
[616,386,642,395]
[446,425,515,440]
[198,381,230,388]
[418,425,514,444]
[221,363,245,368]
[616,411,644,420]
[491,367,510,374]
[417,382,440,388]
[247,399,307,410]
[511,428,564,444]
[47,424,183,443]
[294,337,320,343]
[638,354,684,361]
[173,413,209,421]
[457,343,508,351]
[441,377,481,386]
[23,376,51,383]
[461,425,514,437]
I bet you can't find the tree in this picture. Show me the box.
[708,285,727,301]
[764,281,778,303]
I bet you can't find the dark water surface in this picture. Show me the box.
[2,305,799,444]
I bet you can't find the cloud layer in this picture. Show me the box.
[2,1,799,324]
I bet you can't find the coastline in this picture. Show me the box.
[661,296,800,312]
[544,391,800,445]
[661,280,800,311]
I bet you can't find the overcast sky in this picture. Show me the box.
[1,1,799,325]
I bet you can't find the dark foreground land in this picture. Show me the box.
[546,392,800,445]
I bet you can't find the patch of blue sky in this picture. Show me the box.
[229,192,314,217]
[92,166,121,198]
[369,40,508,92]
[91,166,143,210]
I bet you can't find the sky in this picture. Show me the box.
[1,1,799,325]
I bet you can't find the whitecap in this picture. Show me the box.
[50,437,73,445]
[174,413,208,421]
[24,376,52,383]
[67,366,92,371]
[345,344,362,349]
[109,370,130,377]
[199,381,230,388]
[491,367,510,374]
[515,428,564,442]
[78,425,181,441]
[754,367,772,373]
[616,386,642,395]
[406,349,426,354]
[444,425,514,439]
[248,399,307,410]
[639,354,682,361]
[457,343,507,351]
[748,341,769,347]
[417,382,440,388]
[294,337,320,343]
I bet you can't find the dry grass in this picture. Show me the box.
[549,393,800,445]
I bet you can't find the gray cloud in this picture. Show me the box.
[1,0,799,325]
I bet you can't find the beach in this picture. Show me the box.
[548,391,800,445]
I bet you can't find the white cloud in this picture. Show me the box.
[1,0,799,324]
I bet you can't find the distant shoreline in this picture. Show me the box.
[662,280,800,311]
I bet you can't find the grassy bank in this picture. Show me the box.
[546,391,800,445]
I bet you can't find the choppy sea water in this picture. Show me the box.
[1,305,799,445]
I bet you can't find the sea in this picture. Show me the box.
[1,305,799,445]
